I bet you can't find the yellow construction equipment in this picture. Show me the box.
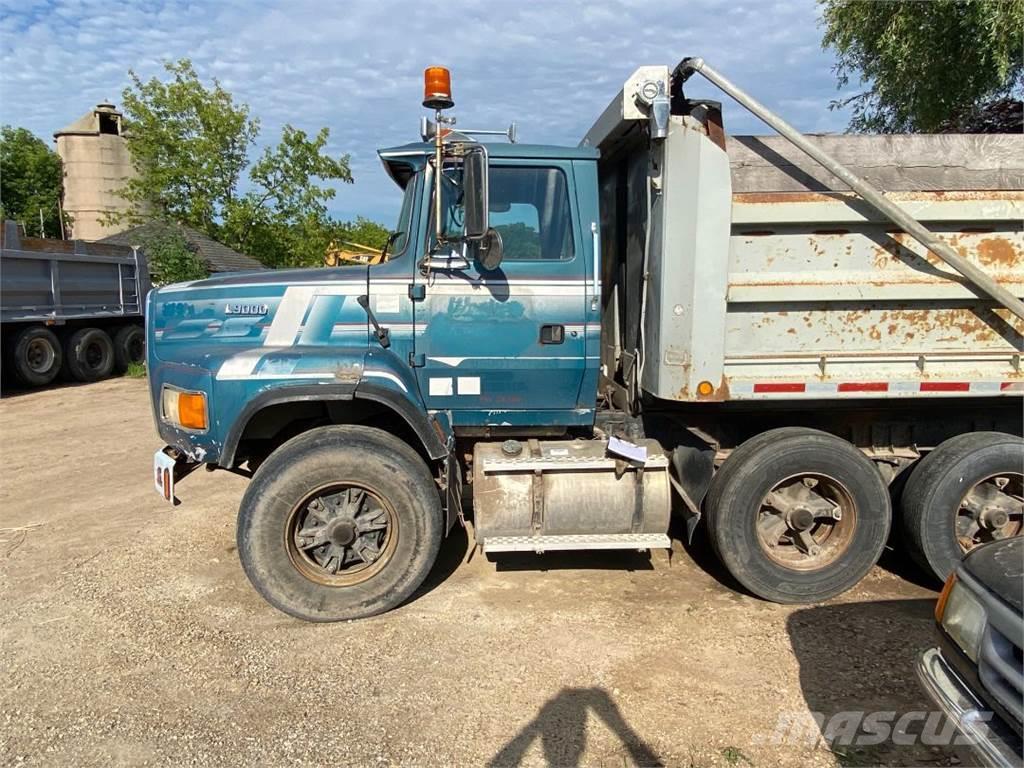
[324,240,383,267]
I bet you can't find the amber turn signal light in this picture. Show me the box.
[935,573,956,622]
[423,66,454,110]
[177,392,208,430]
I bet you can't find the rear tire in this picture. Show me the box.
[63,327,115,382]
[112,324,145,372]
[237,425,443,621]
[901,432,1023,583]
[705,428,891,604]
[10,326,62,387]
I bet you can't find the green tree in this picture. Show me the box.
[222,125,352,267]
[119,59,258,231]
[118,59,353,266]
[820,0,1024,132]
[0,126,69,237]
[138,222,209,285]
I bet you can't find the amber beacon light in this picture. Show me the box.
[423,66,454,110]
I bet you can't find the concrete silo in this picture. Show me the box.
[54,102,136,241]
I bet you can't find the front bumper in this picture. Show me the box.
[916,647,1023,768]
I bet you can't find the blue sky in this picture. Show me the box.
[0,0,854,224]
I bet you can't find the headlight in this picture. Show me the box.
[161,386,208,431]
[940,580,986,662]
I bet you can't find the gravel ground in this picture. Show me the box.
[1,378,962,767]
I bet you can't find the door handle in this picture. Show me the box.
[540,324,565,344]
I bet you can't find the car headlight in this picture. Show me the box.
[161,386,208,431]
[939,579,986,662]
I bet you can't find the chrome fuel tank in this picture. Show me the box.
[472,438,671,553]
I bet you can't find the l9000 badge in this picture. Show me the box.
[225,302,269,316]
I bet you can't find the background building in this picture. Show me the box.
[54,102,135,241]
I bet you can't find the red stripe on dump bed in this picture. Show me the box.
[920,382,970,392]
[753,382,806,393]
[837,382,889,392]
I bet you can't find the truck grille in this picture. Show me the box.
[979,622,1023,726]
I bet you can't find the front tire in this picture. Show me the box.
[705,428,891,604]
[901,432,1023,583]
[237,425,443,621]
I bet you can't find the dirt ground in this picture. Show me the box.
[1,378,965,767]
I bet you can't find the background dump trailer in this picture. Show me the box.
[1,220,149,387]
[586,63,1022,600]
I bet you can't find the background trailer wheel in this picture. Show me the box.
[62,327,115,382]
[112,324,145,372]
[901,432,1023,583]
[705,428,891,604]
[236,425,443,622]
[10,326,63,387]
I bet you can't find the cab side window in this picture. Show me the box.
[489,167,574,261]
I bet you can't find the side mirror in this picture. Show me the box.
[462,145,489,240]
[475,227,503,272]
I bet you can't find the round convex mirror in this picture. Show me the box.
[476,227,504,272]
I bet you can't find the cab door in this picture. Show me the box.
[412,160,588,424]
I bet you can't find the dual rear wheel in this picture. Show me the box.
[705,428,1023,603]
[705,428,891,604]
[901,432,1022,581]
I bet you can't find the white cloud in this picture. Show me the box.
[1,0,850,223]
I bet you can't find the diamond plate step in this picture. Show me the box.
[482,533,671,554]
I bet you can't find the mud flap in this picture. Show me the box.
[670,444,715,543]
[444,454,464,532]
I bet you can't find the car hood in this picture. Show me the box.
[962,538,1023,614]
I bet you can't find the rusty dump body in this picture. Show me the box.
[593,111,1024,406]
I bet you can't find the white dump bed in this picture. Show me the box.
[722,134,1023,400]
[588,69,1023,404]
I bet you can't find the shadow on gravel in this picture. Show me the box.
[672,512,747,594]
[875,544,942,593]
[786,599,958,767]
[406,520,471,604]
[489,687,663,767]
[0,376,98,399]
[488,548,656,572]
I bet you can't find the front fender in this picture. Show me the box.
[219,347,450,468]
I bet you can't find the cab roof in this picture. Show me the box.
[378,141,599,187]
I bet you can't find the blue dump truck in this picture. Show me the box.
[149,60,1024,621]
